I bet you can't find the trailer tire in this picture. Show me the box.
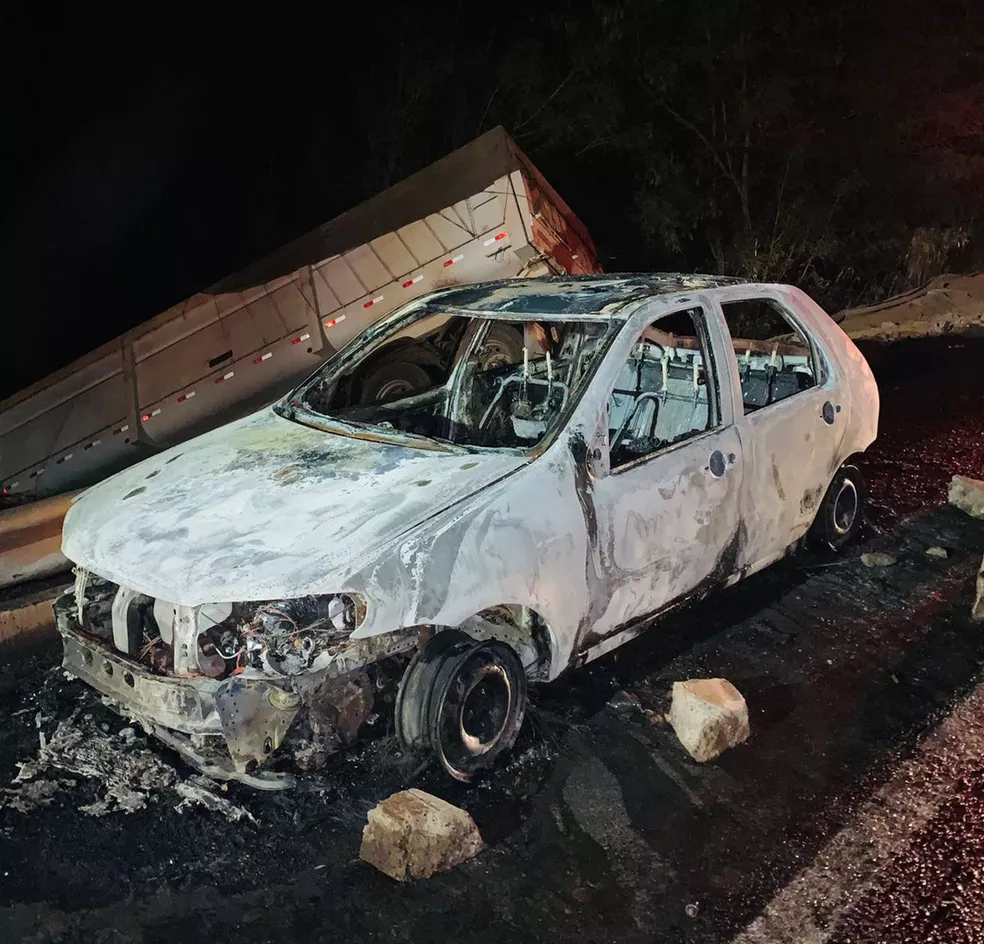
[359,361,432,404]
[478,324,525,370]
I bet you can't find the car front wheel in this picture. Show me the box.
[395,630,527,782]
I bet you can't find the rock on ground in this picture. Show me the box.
[607,689,643,715]
[669,679,750,763]
[862,551,897,568]
[359,788,483,881]
[926,546,949,559]
[948,475,984,520]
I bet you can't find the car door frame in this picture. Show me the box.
[706,284,847,577]
[566,291,747,662]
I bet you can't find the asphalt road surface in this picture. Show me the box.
[1,337,982,944]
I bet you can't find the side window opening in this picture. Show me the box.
[607,307,720,470]
[720,298,819,414]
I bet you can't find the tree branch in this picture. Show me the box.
[515,68,576,132]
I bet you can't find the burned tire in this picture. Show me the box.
[808,463,867,551]
[359,360,431,404]
[396,630,527,782]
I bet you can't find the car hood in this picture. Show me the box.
[62,409,526,605]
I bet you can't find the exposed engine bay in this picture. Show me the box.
[56,572,417,789]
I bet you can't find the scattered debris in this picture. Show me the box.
[11,718,177,815]
[607,689,642,715]
[174,775,257,824]
[685,902,700,919]
[861,552,897,568]
[2,714,257,823]
[925,546,949,559]
[0,779,65,813]
[668,679,750,763]
[948,475,984,520]
[359,788,484,881]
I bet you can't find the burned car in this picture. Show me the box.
[56,276,878,786]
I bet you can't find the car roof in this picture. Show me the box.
[425,273,752,319]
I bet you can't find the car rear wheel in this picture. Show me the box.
[396,630,527,782]
[808,463,867,551]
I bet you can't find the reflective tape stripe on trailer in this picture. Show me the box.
[112,425,129,435]
[291,333,311,345]
[214,371,235,384]
[177,391,196,403]
[362,295,384,309]
[482,232,508,247]
[443,254,464,268]
[402,274,424,288]
[141,408,162,422]
[324,315,347,329]
[253,352,273,364]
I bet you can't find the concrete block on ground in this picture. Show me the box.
[669,678,750,763]
[360,788,483,881]
[948,475,984,520]
[862,552,896,568]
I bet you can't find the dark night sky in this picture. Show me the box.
[1,20,378,399]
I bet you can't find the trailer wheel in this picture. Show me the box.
[478,324,524,370]
[396,630,527,782]
[808,463,867,551]
[360,361,432,404]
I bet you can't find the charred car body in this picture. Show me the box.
[56,276,879,786]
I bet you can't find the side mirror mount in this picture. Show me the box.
[586,443,608,478]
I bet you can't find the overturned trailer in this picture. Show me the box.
[0,127,601,587]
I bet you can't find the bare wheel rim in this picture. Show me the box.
[832,479,859,535]
[479,340,516,370]
[373,378,417,402]
[458,664,512,756]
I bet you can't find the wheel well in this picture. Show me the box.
[456,605,554,681]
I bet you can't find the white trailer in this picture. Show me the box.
[0,127,601,508]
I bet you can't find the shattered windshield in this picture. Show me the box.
[284,307,618,450]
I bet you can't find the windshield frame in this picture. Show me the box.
[275,300,626,457]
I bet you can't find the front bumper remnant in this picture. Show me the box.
[55,592,300,790]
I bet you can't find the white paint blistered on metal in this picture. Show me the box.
[61,277,878,698]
